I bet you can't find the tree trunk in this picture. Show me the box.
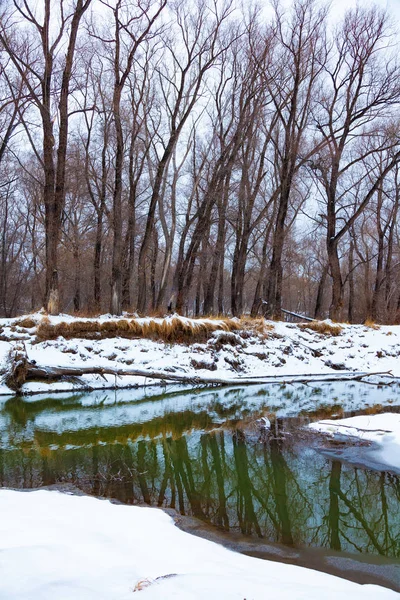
[150,227,159,311]
[110,85,123,315]
[73,242,81,313]
[137,147,174,313]
[48,0,92,314]
[217,239,225,315]
[328,239,343,322]
[122,140,138,310]
[265,168,294,320]
[347,241,355,323]
[203,179,228,315]
[314,264,328,320]
[371,234,385,322]
[251,231,271,317]
[93,211,103,313]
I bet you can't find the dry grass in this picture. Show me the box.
[36,315,241,344]
[364,404,384,415]
[133,578,153,592]
[15,317,37,329]
[239,316,274,338]
[364,319,380,330]
[300,404,344,419]
[298,321,343,336]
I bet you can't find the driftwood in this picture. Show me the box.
[2,341,395,393]
[26,364,384,385]
[2,345,395,393]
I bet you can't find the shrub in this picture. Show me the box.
[15,317,37,329]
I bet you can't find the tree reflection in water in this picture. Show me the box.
[0,388,399,560]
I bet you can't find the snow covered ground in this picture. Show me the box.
[1,315,400,599]
[1,313,400,395]
[0,489,397,600]
[309,412,400,472]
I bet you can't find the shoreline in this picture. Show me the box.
[1,313,400,396]
[1,484,399,597]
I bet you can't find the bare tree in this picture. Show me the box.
[91,0,166,315]
[263,0,328,319]
[311,6,400,320]
[0,0,93,314]
[137,0,235,313]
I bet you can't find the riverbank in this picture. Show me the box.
[0,313,400,395]
[0,488,397,599]
[310,412,400,473]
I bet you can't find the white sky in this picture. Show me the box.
[330,0,400,22]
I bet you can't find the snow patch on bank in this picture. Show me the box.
[309,413,400,471]
[1,314,400,395]
[0,489,397,600]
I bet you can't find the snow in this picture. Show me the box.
[259,415,271,428]
[309,413,400,472]
[1,314,400,396]
[1,316,400,597]
[0,489,397,600]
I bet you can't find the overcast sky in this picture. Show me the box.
[330,0,400,22]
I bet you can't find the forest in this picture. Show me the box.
[1,0,400,323]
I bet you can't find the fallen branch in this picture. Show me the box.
[9,361,396,393]
[239,370,393,381]
[2,339,395,393]
[260,300,315,322]
[281,308,315,322]
[313,422,393,434]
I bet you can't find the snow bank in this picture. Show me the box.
[1,314,400,395]
[309,413,400,471]
[0,489,396,599]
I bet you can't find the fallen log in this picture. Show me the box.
[281,308,315,322]
[14,361,396,392]
[2,340,395,393]
[260,301,315,322]
[4,343,30,391]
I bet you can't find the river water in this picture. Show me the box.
[1,381,399,588]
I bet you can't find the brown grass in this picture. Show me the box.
[36,315,241,344]
[364,318,380,330]
[15,317,37,329]
[239,316,274,337]
[133,578,153,592]
[300,404,344,419]
[298,321,343,336]
[364,404,384,415]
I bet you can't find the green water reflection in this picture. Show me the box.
[0,383,399,559]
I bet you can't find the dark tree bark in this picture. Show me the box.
[314,264,328,320]
[347,241,355,323]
